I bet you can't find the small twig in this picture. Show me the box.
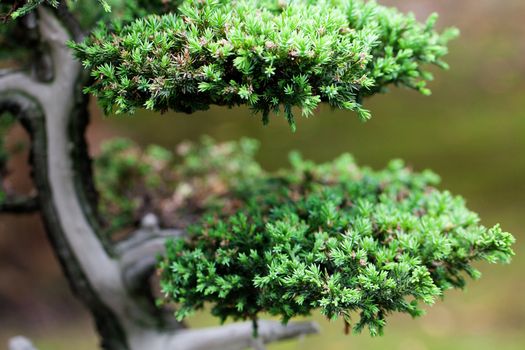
[0,0,21,23]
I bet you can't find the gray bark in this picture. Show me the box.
[0,7,318,350]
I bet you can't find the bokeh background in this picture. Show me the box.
[1,0,524,349]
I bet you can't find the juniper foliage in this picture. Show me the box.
[66,0,184,28]
[0,2,37,61]
[94,137,263,234]
[71,0,458,130]
[156,139,515,336]
[3,0,110,18]
[0,0,181,19]
[93,138,515,335]
[0,0,179,62]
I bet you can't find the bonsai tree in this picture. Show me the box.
[0,1,515,349]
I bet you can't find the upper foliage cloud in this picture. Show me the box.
[70,0,458,130]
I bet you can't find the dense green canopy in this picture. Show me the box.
[150,138,514,335]
[1,0,458,130]
[94,137,514,336]
[71,0,458,130]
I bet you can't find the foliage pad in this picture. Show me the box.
[155,139,515,335]
[94,137,263,234]
[72,0,458,130]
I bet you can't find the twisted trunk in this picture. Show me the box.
[0,7,317,350]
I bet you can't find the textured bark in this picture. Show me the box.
[0,6,318,350]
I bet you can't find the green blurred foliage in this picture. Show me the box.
[94,137,262,234]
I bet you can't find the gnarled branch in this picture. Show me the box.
[167,320,319,350]
[2,6,320,350]
[116,214,186,292]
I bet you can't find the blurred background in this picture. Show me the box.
[1,0,524,349]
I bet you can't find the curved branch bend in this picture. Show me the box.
[1,7,319,350]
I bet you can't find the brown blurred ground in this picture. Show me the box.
[1,1,524,349]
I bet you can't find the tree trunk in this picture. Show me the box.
[0,7,317,350]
